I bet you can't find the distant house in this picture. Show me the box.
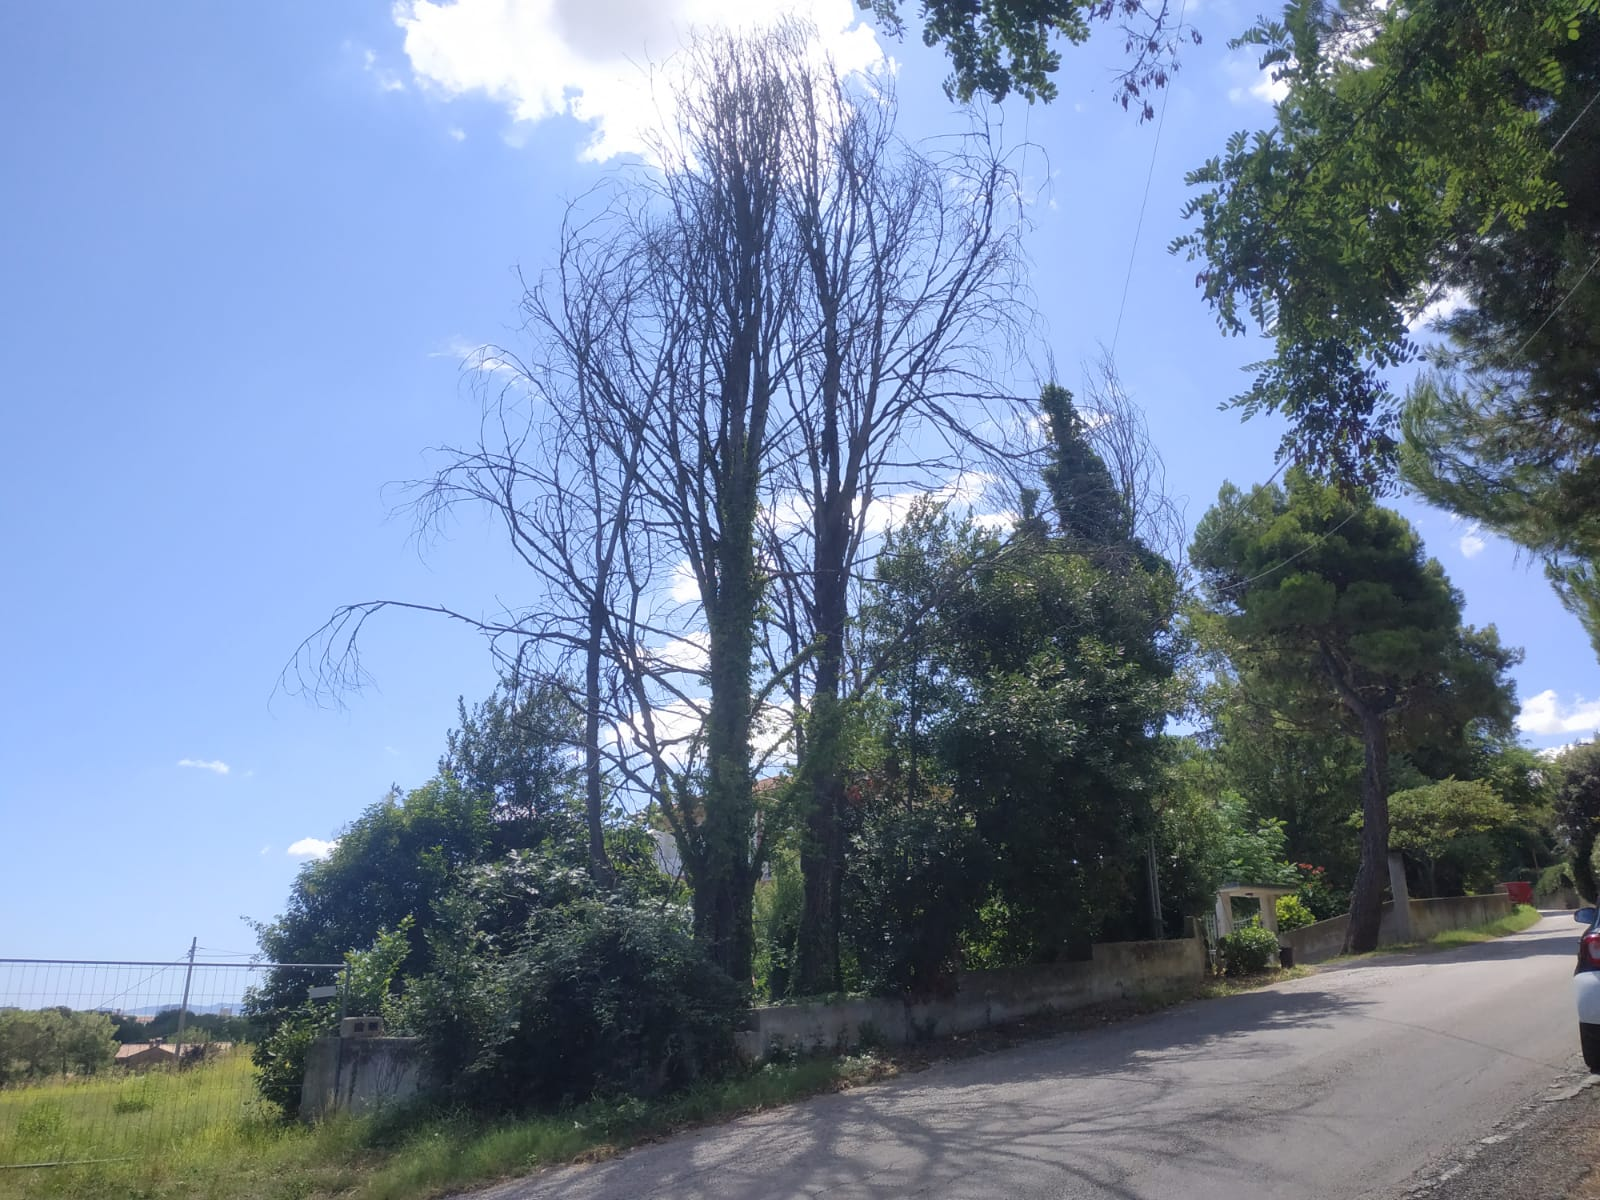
[115,1041,177,1070]
[114,1040,232,1071]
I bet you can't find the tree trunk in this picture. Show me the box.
[794,497,850,996]
[696,438,762,986]
[1344,707,1391,953]
[582,594,614,886]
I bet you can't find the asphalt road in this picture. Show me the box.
[473,912,1589,1200]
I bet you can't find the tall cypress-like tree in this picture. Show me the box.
[945,386,1180,958]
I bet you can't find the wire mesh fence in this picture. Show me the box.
[0,955,345,1169]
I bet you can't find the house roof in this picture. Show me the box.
[1216,882,1297,899]
[115,1043,177,1059]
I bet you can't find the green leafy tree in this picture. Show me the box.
[1198,668,1367,892]
[441,680,588,853]
[1557,742,1600,900]
[1192,473,1519,951]
[854,386,1181,965]
[0,1010,115,1083]
[1399,31,1600,654]
[859,0,1198,107]
[1380,777,1515,896]
[1172,0,1597,487]
[1154,750,1302,932]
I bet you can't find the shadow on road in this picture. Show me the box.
[487,987,1369,1200]
[482,922,1581,1199]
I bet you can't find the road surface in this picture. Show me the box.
[473,912,1589,1200]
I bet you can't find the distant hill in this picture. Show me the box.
[117,1003,240,1017]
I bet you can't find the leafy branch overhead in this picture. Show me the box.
[860,0,1200,111]
[1171,0,1597,487]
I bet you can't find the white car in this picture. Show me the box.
[1574,906,1600,1071]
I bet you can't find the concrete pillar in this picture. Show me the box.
[1259,895,1279,934]
[1387,851,1414,941]
[1214,892,1233,937]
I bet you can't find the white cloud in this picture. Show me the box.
[177,758,230,775]
[1458,522,1486,559]
[259,845,271,856]
[1409,284,1469,333]
[1228,64,1289,106]
[668,559,701,605]
[430,336,520,377]
[392,0,885,162]
[648,629,710,675]
[859,470,995,535]
[448,126,467,141]
[1539,737,1596,762]
[287,837,338,860]
[363,47,408,92]
[970,510,1018,531]
[1519,690,1600,738]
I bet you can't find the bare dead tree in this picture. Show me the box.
[749,60,1028,993]
[288,22,1043,989]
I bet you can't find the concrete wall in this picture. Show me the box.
[1280,891,1515,966]
[300,1036,425,1122]
[736,927,1206,1061]
[1539,886,1581,910]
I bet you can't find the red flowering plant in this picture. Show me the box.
[1292,862,1344,922]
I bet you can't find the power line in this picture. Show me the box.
[1510,245,1600,362]
[1549,85,1600,155]
[1221,510,1359,594]
[1110,0,1190,358]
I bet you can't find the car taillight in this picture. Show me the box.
[1582,931,1600,968]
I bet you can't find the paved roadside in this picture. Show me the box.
[470,912,1587,1200]
[1385,1074,1600,1199]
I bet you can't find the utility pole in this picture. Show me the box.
[1146,836,1164,940]
[173,937,197,1066]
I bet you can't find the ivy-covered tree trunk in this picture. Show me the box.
[795,487,850,996]
[1345,709,1391,954]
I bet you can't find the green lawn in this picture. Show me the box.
[0,1051,891,1200]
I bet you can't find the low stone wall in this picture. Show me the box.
[1280,891,1515,966]
[1405,892,1512,940]
[300,1036,425,1122]
[737,926,1206,1061]
[1279,913,1352,965]
[1539,886,1581,910]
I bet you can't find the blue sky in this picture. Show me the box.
[2,1,1595,964]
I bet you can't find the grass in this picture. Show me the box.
[0,1051,894,1200]
[1429,902,1543,947]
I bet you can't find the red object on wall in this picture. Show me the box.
[1501,881,1534,906]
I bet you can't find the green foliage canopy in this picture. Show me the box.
[1173,0,1598,486]
[1191,472,1519,949]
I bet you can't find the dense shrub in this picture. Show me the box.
[1220,922,1281,975]
[249,921,414,1117]
[251,1006,329,1115]
[405,863,746,1111]
[842,803,990,996]
[1275,894,1316,932]
[753,853,804,1001]
[1536,860,1576,898]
